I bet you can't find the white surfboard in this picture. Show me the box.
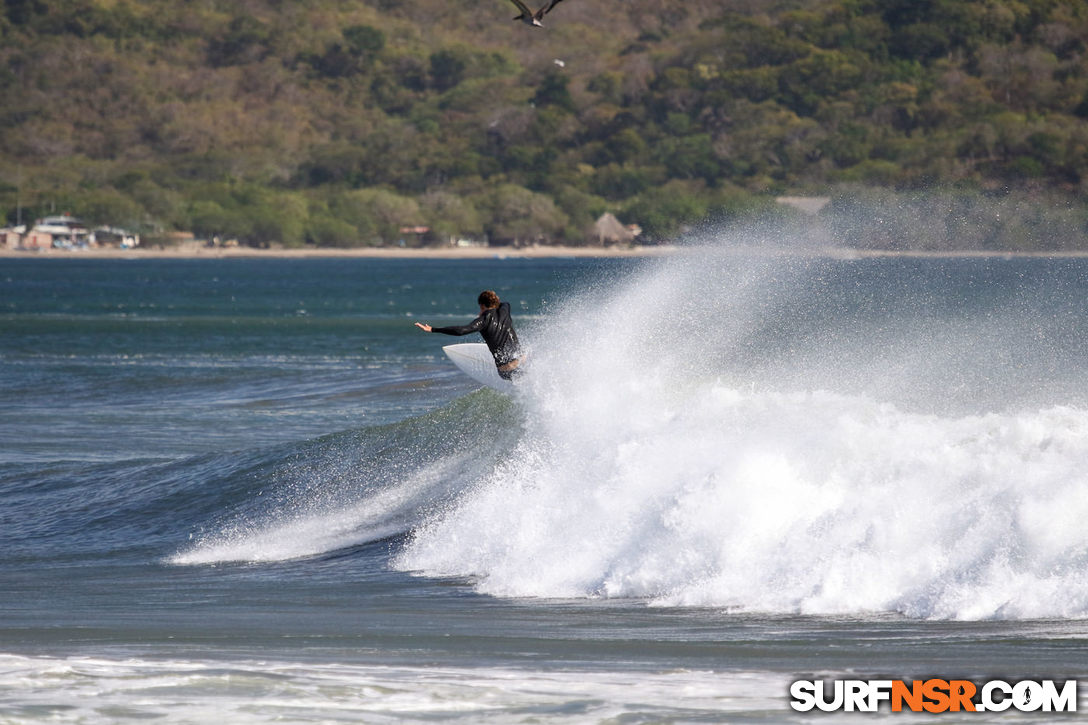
[442,343,514,392]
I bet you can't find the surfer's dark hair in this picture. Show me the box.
[478,290,500,308]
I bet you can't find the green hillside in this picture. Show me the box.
[2,0,1087,249]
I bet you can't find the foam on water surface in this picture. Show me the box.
[168,252,1088,619]
[397,253,1088,619]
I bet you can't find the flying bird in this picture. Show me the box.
[507,0,565,27]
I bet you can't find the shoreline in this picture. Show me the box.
[0,244,676,260]
[4,243,1088,260]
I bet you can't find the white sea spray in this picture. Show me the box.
[397,251,1088,619]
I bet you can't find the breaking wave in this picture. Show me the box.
[395,251,1088,620]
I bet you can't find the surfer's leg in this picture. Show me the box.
[497,358,522,380]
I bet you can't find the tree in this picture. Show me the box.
[307,213,359,247]
[248,192,308,247]
[344,25,385,57]
[72,188,143,228]
[207,15,271,67]
[334,188,421,245]
[2,0,1088,252]
[476,184,568,245]
[430,48,469,92]
[420,190,483,242]
[624,179,709,241]
[532,69,575,112]
[189,200,250,242]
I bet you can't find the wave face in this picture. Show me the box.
[395,253,1088,619]
[169,394,522,565]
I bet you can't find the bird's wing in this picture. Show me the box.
[507,0,533,16]
[538,0,565,16]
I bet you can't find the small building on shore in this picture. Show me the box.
[588,213,639,246]
[21,229,55,250]
[92,226,141,249]
[1,216,140,250]
[1,227,24,249]
[34,215,90,248]
[2,225,55,250]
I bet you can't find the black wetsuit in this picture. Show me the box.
[431,302,522,377]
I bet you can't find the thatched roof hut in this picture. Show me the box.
[588,212,636,246]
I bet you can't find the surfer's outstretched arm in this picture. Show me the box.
[417,317,485,336]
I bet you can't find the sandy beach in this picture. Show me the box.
[0,243,679,260]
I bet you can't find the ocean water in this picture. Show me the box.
[3,251,1088,722]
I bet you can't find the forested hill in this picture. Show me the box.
[2,0,1087,250]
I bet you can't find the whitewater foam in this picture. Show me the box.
[0,654,789,724]
[397,378,1088,618]
[171,441,481,565]
[395,253,1088,620]
[172,251,1088,619]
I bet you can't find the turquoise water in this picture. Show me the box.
[3,254,1088,721]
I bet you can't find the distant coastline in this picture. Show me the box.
[5,244,1088,261]
[0,244,676,260]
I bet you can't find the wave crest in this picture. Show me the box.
[397,386,1088,619]
[396,254,1088,619]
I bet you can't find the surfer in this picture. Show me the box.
[415,290,524,379]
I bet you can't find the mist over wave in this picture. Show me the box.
[171,396,521,565]
[396,249,1088,620]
